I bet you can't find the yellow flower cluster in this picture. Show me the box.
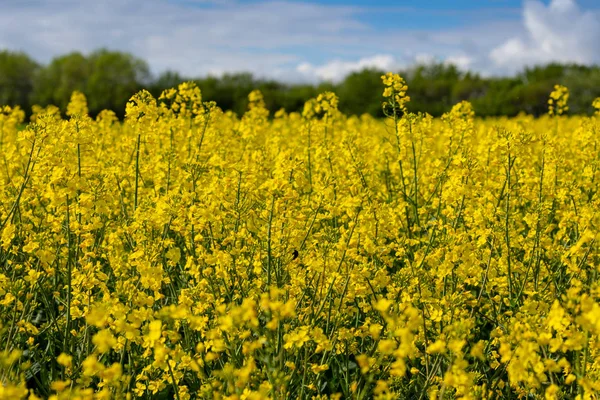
[381,72,410,116]
[1,78,600,399]
[548,84,569,116]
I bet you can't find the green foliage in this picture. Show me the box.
[32,52,89,112]
[3,48,600,118]
[0,50,39,112]
[32,50,149,118]
[337,69,385,117]
[86,49,151,115]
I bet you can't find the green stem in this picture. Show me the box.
[267,195,275,287]
[64,195,73,354]
[505,150,514,300]
[134,133,141,212]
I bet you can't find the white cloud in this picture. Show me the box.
[0,0,367,78]
[295,52,480,82]
[445,55,474,71]
[414,54,437,65]
[490,0,600,72]
[296,54,398,82]
[1,0,599,81]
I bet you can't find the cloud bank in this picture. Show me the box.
[490,0,600,73]
[0,0,599,82]
[297,55,398,83]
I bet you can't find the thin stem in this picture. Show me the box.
[64,195,73,354]
[267,195,275,287]
[0,137,36,231]
[134,133,141,212]
[505,150,514,300]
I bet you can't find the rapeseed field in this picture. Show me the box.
[1,75,600,399]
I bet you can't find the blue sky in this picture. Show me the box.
[278,0,525,29]
[1,0,599,82]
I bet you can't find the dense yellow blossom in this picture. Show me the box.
[1,78,600,399]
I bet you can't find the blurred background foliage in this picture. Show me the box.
[2,48,600,119]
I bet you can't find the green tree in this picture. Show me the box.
[86,49,150,116]
[33,50,149,117]
[32,52,89,113]
[471,77,522,117]
[563,67,600,115]
[0,50,39,110]
[337,69,385,117]
[150,70,185,98]
[3,47,597,119]
[197,73,256,115]
[277,84,320,114]
[405,63,462,116]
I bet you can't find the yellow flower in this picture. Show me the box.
[145,320,162,347]
[544,384,560,400]
[356,354,375,374]
[50,380,71,392]
[548,85,569,116]
[469,341,486,361]
[56,353,72,369]
[310,363,329,374]
[92,329,117,353]
[283,326,310,350]
[66,91,89,118]
[426,340,447,354]
[373,298,393,314]
[377,339,396,355]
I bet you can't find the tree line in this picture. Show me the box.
[2,48,600,118]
